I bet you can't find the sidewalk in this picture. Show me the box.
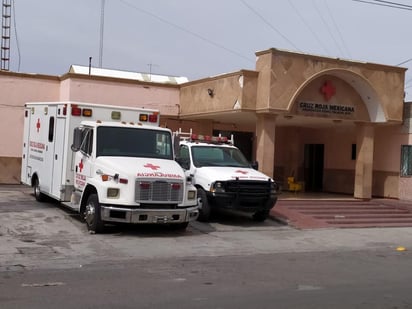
[271,192,412,229]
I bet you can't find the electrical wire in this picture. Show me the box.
[118,0,254,64]
[324,0,352,58]
[240,0,301,51]
[312,0,345,57]
[353,0,412,11]
[11,0,20,72]
[287,0,330,55]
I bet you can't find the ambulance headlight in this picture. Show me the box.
[107,188,120,198]
[187,190,196,200]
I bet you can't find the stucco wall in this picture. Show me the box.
[59,75,181,116]
[179,70,258,116]
[255,48,406,122]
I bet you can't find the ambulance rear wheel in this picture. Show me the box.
[33,177,46,202]
[197,188,211,222]
[85,194,105,234]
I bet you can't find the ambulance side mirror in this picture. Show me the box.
[71,127,82,152]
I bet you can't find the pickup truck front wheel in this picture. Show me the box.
[252,209,269,222]
[197,188,211,222]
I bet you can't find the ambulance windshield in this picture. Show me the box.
[96,127,173,159]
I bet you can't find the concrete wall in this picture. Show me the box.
[0,72,182,184]
[0,72,60,183]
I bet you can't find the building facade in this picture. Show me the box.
[1,48,411,200]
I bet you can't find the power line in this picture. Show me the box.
[11,0,20,71]
[287,0,331,55]
[397,58,412,66]
[312,0,345,57]
[240,0,301,52]
[373,0,412,9]
[118,0,254,64]
[99,0,105,68]
[324,0,352,58]
[353,0,412,11]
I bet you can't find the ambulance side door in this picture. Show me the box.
[74,127,93,191]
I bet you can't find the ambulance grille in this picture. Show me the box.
[135,179,184,203]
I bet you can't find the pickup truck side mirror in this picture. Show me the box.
[176,157,190,170]
[251,161,259,170]
[71,127,82,152]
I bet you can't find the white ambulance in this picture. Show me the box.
[175,130,278,222]
[21,102,198,233]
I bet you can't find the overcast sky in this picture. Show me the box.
[7,0,412,98]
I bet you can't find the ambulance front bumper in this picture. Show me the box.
[100,205,199,224]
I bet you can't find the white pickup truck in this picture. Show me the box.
[175,131,278,222]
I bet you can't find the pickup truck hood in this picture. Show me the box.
[95,157,184,180]
[194,166,271,183]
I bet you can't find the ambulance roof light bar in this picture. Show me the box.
[175,128,234,145]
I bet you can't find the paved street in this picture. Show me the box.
[2,185,412,271]
[2,185,412,308]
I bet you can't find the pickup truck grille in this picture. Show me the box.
[135,179,184,203]
[224,180,272,194]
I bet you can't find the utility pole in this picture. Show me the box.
[99,0,105,68]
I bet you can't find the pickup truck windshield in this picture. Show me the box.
[191,146,250,168]
[97,127,173,159]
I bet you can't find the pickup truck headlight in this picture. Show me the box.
[270,181,279,194]
[211,181,225,193]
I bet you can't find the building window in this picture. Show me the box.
[48,116,55,142]
[400,145,412,177]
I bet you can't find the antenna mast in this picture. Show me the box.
[1,0,11,71]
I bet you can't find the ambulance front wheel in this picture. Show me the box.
[33,177,47,202]
[84,194,105,234]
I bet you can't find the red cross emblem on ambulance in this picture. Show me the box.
[144,163,160,170]
[235,170,248,175]
[78,159,84,172]
[36,118,41,132]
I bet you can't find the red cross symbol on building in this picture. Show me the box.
[144,163,160,170]
[36,118,41,132]
[79,159,84,172]
[235,170,248,175]
[320,80,336,101]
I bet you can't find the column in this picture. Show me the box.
[255,113,277,178]
[354,123,375,199]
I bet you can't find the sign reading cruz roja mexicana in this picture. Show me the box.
[297,101,355,117]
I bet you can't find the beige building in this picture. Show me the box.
[1,48,411,200]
